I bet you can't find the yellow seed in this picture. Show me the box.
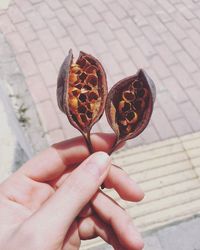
[69,96,78,110]
[128,112,138,124]
[118,100,125,113]
[69,72,78,83]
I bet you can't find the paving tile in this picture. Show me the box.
[7,4,25,23]
[173,12,192,29]
[0,14,16,34]
[162,77,188,103]
[49,47,65,72]
[29,0,42,3]
[186,29,200,49]
[172,118,193,136]
[147,68,166,92]
[90,0,108,13]
[55,8,74,28]
[87,33,107,54]
[118,0,132,11]
[157,0,176,13]
[156,8,172,23]
[179,101,200,132]
[147,15,167,33]
[36,100,60,132]
[182,38,200,60]
[16,52,38,77]
[15,0,33,13]
[108,2,127,19]
[176,50,198,73]
[47,18,67,38]
[120,59,137,76]
[63,1,82,17]
[166,21,186,40]
[38,61,57,87]
[155,44,177,66]
[111,73,126,84]
[75,15,95,34]
[121,18,142,37]
[170,64,194,88]
[129,47,149,68]
[95,22,115,42]
[35,2,55,20]
[45,0,62,10]
[16,21,37,42]
[152,108,176,139]
[131,11,148,27]
[176,3,196,20]
[186,86,200,113]
[6,32,27,54]
[142,26,162,45]
[37,28,58,50]
[102,11,121,29]
[135,35,156,57]
[46,129,65,145]
[160,32,182,53]
[150,56,171,79]
[158,91,182,120]
[67,25,88,46]
[192,71,200,88]
[26,75,49,103]
[191,19,200,33]
[114,28,134,49]
[78,44,95,56]
[134,1,152,16]
[108,40,128,61]
[144,235,162,250]
[58,113,80,139]
[82,5,102,23]
[141,125,160,143]
[48,85,58,108]
[99,52,121,76]
[27,40,49,63]
[26,11,46,30]
[59,36,77,55]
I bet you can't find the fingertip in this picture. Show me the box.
[132,185,145,202]
[127,224,144,250]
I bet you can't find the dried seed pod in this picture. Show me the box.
[57,49,107,153]
[105,69,156,152]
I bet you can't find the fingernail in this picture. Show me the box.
[85,152,110,178]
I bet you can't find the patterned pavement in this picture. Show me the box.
[1,0,200,148]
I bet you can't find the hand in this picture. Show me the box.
[0,133,144,250]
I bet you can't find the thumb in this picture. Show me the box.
[27,152,111,238]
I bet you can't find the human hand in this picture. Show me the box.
[0,133,144,250]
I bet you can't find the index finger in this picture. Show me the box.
[18,133,117,182]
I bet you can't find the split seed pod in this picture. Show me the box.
[57,49,107,153]
[106,69,156,153]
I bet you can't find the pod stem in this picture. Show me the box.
[109,137,122,155]
[83,131,93,154]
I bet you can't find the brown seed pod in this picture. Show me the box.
[57,49,107,153]
[105,69,156,152]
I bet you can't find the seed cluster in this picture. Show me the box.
[67,57,101,129]
[115,79,149,137]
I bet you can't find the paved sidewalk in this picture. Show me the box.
[81,131,200,249]
[1,1,200,249]
[1,0,200,148]
[92,216,200,250]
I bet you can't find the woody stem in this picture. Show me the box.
[83,131,93,154]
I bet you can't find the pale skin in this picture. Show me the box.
[0,133,144,250]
